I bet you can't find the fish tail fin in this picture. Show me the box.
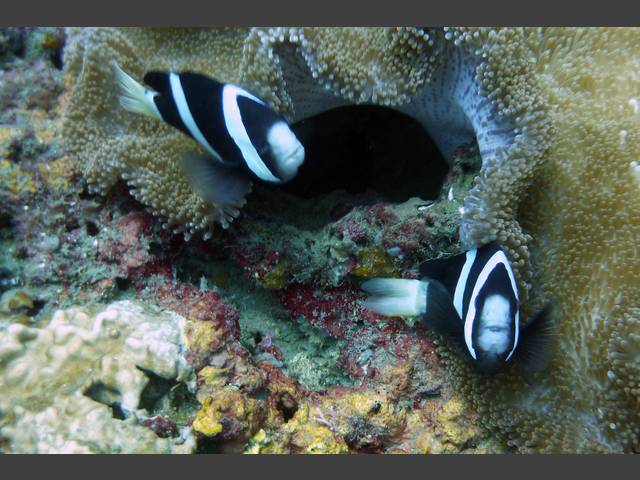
[361,278,428,317]
[515,303,556,373]
[112,61,162,120]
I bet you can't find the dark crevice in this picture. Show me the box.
[149,241,163,257]
[50,43,64,70]
[83,381,126,420]
[195,436,222,454]
[136,366,199,418]
[282,105,449,202]
[26,298,46,317]
[65,218,80,232]
[0,266,16,294]
[249,388,269,402]
[276,392,298,422]
[252,331,263,346]
[114,276,131,291]
[78,187,97,201]
[85,220,99,236]
[136,366,177,413]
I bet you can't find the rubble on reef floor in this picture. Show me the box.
[0,27,498,453]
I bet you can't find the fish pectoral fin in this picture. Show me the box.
[421,278,464,338]
[179,152,253,222]
[361,278,428,317]
[513,303,556,373]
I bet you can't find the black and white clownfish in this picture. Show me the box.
[112,62,305,225]
[361,242,553,374]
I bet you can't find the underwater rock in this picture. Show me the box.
[0,300,196,453]
[217,192,463,290]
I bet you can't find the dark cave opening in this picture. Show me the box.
[281,105,450,202]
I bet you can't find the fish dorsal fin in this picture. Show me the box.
[419,256,452,282]
[419,250,469,289]
[143,71,171,94]
[513,304,556,373]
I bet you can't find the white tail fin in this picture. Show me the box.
[361,278,428,317]
[112,62,162,120]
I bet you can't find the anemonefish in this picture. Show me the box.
[112,62,305,225]
[361,242,553,374]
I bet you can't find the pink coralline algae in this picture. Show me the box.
[142,416,179,439]
[278,281,442,384]
[279,283,361,339]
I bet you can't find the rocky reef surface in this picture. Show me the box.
[1,27,639,453]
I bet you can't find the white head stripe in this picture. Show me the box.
[454,249,477,318]
[222,85,280,183]
[169,73,222,162]
[464,250,519,360]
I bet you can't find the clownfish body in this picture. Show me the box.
[112,63,305,226]
[362,242,553,374]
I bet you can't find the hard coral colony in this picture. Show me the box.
[0,27,638,454]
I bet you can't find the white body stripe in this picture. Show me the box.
[454,249,476,318]
[169,73,223,162]
[222,85,280,183]
[464,250,519,360]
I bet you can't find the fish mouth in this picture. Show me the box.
[284,142,305,167]
[276,142,305,181]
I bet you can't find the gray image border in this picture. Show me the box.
[1,0,639,477]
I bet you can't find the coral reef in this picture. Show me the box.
[3,27,639,454]
[0,301,196,453]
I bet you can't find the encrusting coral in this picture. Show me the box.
[0,300,196,453]
[56,27,640,452]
